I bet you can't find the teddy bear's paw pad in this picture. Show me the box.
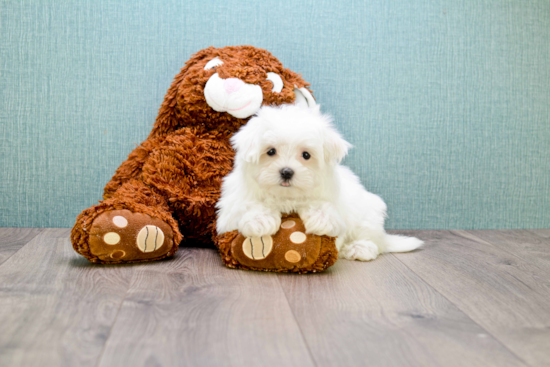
[289,231,307,244]
[280,220,296,229]
[136,225,165,253]
[242,235,273,260]
[88,210,174,262]
[284,250,301,263]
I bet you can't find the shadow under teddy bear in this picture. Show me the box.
[71,45,337,273]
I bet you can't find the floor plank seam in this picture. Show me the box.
[276,275,319,367]
[389,252,532,367]
[93,270,135,367]
[526,229,550,242]
[458,230,550,274]
[0,228,43,268]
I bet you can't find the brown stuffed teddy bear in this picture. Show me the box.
[71,45,337,272]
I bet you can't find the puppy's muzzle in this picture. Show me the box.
[280,168,294,180]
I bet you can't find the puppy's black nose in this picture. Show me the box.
[280,167,294,180]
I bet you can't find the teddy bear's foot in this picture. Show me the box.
[215,213,339,273]
[87,209,175,263]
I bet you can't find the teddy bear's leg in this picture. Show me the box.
[71,179,182,264]
[102,137,165,200]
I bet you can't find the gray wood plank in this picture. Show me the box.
[277,252,526,367]
[465,229,550,269]
[393,230,550,367]
[97,248,315,367]
[528,229,550,239]
[0,227,42,265]
[0,228,134,367]
[3,228,547,367]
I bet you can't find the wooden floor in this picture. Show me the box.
[0,228,549,367]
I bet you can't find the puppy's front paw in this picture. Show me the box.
[302,205,345,237]
[239,212,281,238]
[340,240,380,261]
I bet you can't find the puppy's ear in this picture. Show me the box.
[323,126,352,164]
[230,118,264,163]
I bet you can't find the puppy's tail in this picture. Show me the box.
[384,234,423,253]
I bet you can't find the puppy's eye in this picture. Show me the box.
[302,151,311,160]
[266,72,283,93]
[267,148,277,156]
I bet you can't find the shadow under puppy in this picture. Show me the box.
[216,104,422,261]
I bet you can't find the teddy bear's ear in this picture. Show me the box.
[294,86,316,108]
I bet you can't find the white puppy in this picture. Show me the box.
[216,104,423,261]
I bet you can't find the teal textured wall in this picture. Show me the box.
[1,0,549,229]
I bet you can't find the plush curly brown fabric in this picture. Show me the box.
[71,45,335,269]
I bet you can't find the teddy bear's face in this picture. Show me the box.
[172,46,314,132]
[203,56,279,119]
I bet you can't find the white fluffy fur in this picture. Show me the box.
[216,104,423,261]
